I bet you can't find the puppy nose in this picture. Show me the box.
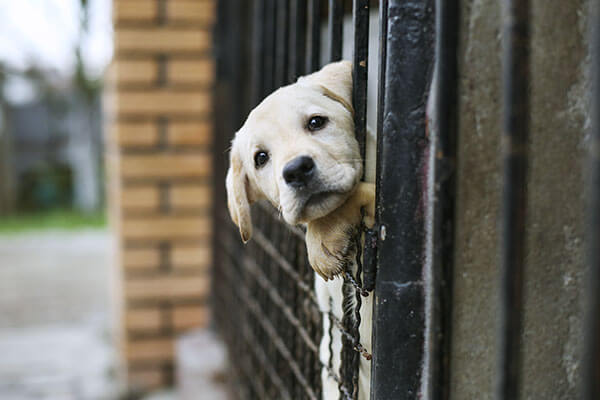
[283,156,315,188]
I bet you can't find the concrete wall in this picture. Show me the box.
[451,0,588,398]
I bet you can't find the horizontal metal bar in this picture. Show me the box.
[244,256,320,354]
[239,280,320,400]
[241,316,294,400]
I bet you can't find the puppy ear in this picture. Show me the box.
[300,60,354,114]
[225,146,253,243]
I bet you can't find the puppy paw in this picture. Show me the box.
[305,183,376,280]
[306,218,357,280]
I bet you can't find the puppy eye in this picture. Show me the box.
[306,116,328,132]
[254,151,269,168]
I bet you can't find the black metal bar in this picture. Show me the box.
[585,1,600,399]
[263,0,277,95]
[289,0,307,82]
[251,0,266,107]
[427,0,459,399]
[352,0,369,161]
[328,0,344,62]
[371,1,435,399]
[306,0,322,73]
[497,1,530,399]
[339,3,370,399]
[276,1,290,86]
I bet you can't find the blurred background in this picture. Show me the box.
[0,1,224,399]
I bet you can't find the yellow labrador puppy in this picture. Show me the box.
[225,60,375,399]
[226,61,375,279]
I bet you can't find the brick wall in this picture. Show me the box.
[108,0,215,391]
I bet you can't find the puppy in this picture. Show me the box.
[226,61,375,279]
[225,61,375,399]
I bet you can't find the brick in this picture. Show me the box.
[121,153,211,179]
[113,121,160,147]
[121,185,160,210]
[167,1,215,23]
[114,0,158,22]
[117,90,211,115]
[128,367,166,389]
[123,247,161,269]
[127,338,174,362]
[115,59,158,84]
[169,184,212,209]
[167,121,211,146]
[126,308,163,331]
[171,244,211,269]
[172,305,209,331]
[116,28,211,53]
[167,59,214,85]
[125,274,210,301]
[122,215,211,240]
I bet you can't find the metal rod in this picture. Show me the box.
[289,0,307,82]
[275,0,290,86]
[371,1,435,399]
[306,0,322,73]
[497,0,530,399]
[263,0,277,95]
[328,0,343,62]
[427,0,459,399]
[251,0,266,107]
[352,0,369,161]
[584,1,600,398]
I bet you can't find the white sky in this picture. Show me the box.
[0,0,113,79]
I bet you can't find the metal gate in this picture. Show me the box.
[211,0,600,399]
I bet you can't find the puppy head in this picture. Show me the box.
[226,61,361,241]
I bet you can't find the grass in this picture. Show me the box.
[0,209,107,234]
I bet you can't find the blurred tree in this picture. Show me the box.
[0,64,16,215]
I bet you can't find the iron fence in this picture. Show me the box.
[212,0,600,399]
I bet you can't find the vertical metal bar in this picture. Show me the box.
[371,1,435,399]
[289,0,307,82]
[328,0,343,62]
[497,0,530,399]
[306,0,321,73]
[428,0,459,399]
[352,0,369,160]
[263,0,277,95]
[275,1,290,86]
[251,0,266,107]
[585,2,600,399]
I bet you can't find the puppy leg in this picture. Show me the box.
[306,182,376,279]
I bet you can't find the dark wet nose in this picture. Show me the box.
[283,156,315,188]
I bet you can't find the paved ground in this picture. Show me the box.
[0,230,119,400]
[0,230,229,400]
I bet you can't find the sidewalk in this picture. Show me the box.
[0,230,119,400]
